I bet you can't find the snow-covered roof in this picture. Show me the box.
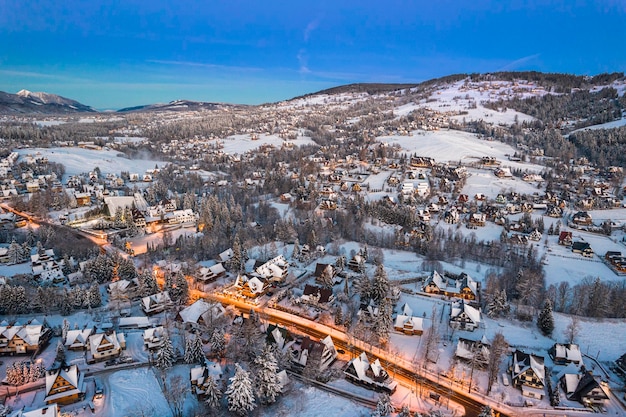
[394,315,423,332]
[64,328,93,348]
[11,404,60,417]
[88,331,122,356]
[450,301,481,325]
[44,365,84,403]
[178,300,224,324]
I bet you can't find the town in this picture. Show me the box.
[0,72,625,417]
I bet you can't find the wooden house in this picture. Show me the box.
[558,231,573,246]
[87,331,125,363]
[44,365,85,405]
[510,350,545,399]
[572,241,594,258]
[344,352,397,393]
[449,300,481,331]
[549,343,582,366]
[64,328,93,351]
[393,315,424,335]
[0,320,51,355]
[141,291,172,315]
[560,370,609,407]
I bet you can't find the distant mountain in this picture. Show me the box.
[0,89,95,114]
[294,83,420,99]
[117,99,242,113]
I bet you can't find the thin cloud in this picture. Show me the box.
[297,50,310,74]
[147,59,262,72]
[498,54,541,71]
[304,18,320,42]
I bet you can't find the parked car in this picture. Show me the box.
[105,359,117,367]
[94,380,103,399]
[118,355,133,364]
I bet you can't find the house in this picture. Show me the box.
[455,337,490,366]
[196,263,226,287]
[31,249,64,284]
[558,231,573,246]
[449,300,481,331]
[0,320,52,355]
[347,253,365,272]
[235,274,270,298]
[290,335,338,372]
[64,328,93,350]
[266,324,296,355]
[344,352,397,393]
[43,365,85,405]
[255,255,289,283]
[107,279,139,296]
[190,361,223,397]
[549,343,582,366]
[572,211,593,226]
[560,370,609,407]
[604,251,626,273]
[510,350,545,399]
[314,263,338,285]
[143,326,166,350]
[141,291,173,315]
[218,248,234,264]
[468,212,486,227]
[572,241,594,258]
[301,284,334,304]
[393,315,424,335]
[87,331,125,363]
[423,271,478,300]
[177,300,225,328]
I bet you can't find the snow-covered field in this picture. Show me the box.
[15,147,165,182]
[220,132,316,155]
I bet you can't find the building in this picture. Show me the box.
[255,255,289,284]
[549,343,583,366]
[141,291,172,315]
[234,274,270,298]
[64,328,93,351]
[510,350,545,399]
[572,241,594,258]
[143,326,166,350]
[190,361,223,397]
[196,263,226,289]
[423,271,478,300]
[560,370,609,407]
[0,320,51,355]
[177,300,225,328]
[393,315,424,335]
[10,404,60,417]
[344,352,397,393]
[449,300,481,331]
[87,331,125,363]
[44,365,86,405]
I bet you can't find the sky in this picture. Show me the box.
[0,0,625,110]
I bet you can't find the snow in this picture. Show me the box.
[220,133,316,155]
[376,129,539,172]
[104,368,173,417]
[569,115,626,133]
[14,147,165,182]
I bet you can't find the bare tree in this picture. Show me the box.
[487,332,508,394]
[163,375,187,417]
[563,316,580,344]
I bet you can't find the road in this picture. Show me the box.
[207,291,515,417]
[1,203,118,252]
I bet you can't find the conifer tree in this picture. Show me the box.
[156,333,175,370]
[204,375,222,410]
[210,328,226,359]
[253,345,282,404]
[537,299,555,336]
[226,363,256,416]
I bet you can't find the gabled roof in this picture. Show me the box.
[450,301,481,325]
[178,300,224,324]
[64,329,93,348]
[511,350,545,386]
[394,315,423,332]
[12,404,60,417]
[88,331,121,356]
[44,365,85,403]
[572,371,609,401]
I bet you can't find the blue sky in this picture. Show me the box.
[1,0,624,109]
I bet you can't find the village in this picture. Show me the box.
[0,75,625,417]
